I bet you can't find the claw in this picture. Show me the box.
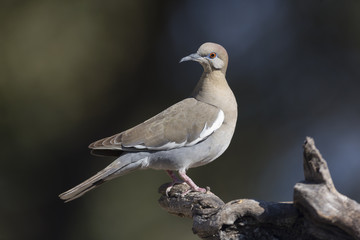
[165,170,183,196]
[178,169,208,194]
[180,186,207,197]
[165,181,184,196]
[165,170,209,196]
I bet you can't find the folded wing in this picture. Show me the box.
[89,98,224,152]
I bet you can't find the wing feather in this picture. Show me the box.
[89,98,224,152]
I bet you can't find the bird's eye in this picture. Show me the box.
[209,52,217,59]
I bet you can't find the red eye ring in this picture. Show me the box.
[209,52,217,59]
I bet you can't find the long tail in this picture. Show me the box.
[59,155,147,202]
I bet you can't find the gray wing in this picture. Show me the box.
[89,98,224,151]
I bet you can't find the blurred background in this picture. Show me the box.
[1,0,360,239]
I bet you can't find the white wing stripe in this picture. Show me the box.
[125,140,187,150]
[201,110,224,138]
[187,109,224,146]
[122,110,224,151]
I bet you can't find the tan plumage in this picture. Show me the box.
[59,42,237,202]
[89,98,223,151]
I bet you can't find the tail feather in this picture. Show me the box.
[59,166,117,202]
[59,155,148,202]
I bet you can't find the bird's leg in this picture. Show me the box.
[178,169,206,194]
[166,170,181,182]
[165,170,183,196]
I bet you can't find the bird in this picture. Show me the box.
[59,42,238,202]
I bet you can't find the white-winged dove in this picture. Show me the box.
[59,42,238,202]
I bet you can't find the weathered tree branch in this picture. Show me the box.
[294,137,360,240]
[158,137,360,240]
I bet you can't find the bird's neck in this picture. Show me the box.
[191,70,238,124]
[192,71,231,103]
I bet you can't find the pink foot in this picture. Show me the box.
[165,170,183,196]
[178,169,207,195]
[166,170,181,182]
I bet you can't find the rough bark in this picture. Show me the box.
[158,137,360,240]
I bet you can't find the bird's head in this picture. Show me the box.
[180,42,228,74]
